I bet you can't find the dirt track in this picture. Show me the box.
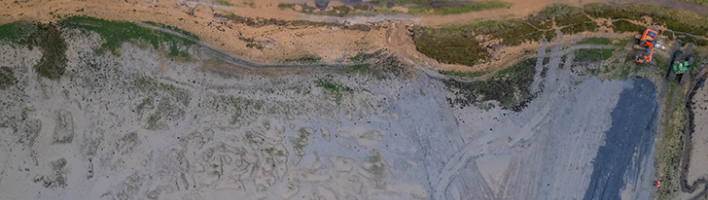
[0,0,674,72]
[2,0,703,75]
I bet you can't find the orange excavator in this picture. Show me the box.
[633,29,658,63]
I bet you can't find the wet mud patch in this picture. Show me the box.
[582,79,658,200]
[133,77,190,130]
[364,150,388,189]
[290,127,314,165]
[369,55,410,79]
[33,158,68,189]
[115,132,141,155]
[24,23,68,79]
[443,58,537,111]
[0,67,16,89]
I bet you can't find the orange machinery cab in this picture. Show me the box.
[639,29,658,47]
[634,29,658,63]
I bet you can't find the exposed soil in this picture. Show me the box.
[0,0,392,64]
[0,0,666,74]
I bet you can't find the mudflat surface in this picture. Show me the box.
[0,27,659,200]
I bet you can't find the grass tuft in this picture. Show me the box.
[216,0,232,6]
[284,55,321,63]
[348,50,383,63]
[0,22,38,45]
[573,48,615,62]
[342,64,370,74]
[577,37,612,45]
[413,28,489,66]
[438,70,487,78]
[316,79,351,104]
[697,39,708,46]
[277,3,295,10]
[611,20,644,33]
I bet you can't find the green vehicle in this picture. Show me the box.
[667,44,694,83]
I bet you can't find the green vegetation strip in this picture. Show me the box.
[342,64,370,74]
[59,16,197,57]
[576,37,612,45]
[416,3,708,67]
[0,22,38,45]
[438,70,487,78]
[408,1,512,15]
[216,0,232,6]
[657,82,687,199]
[415,4,598,66]
[573,48,615,62]
[284,55,321,63]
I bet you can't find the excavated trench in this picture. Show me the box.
[679,66,708,200]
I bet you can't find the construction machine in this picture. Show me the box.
[633,29,659,63]
[667,43,695,83]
